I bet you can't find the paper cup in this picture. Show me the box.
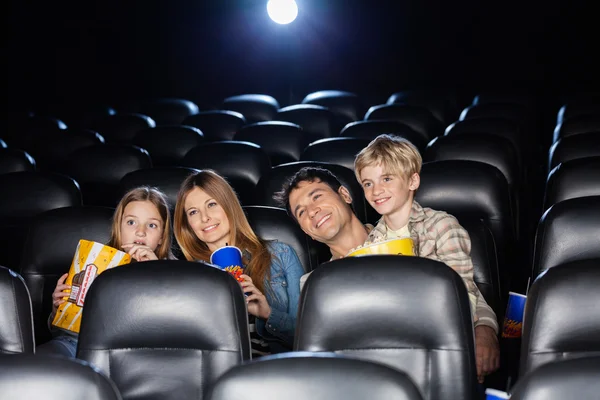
[347,238,415,257]
[210,245,244,282]
[502,291,527,338]
[52,240,131,334]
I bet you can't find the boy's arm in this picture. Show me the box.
[474,288,499,334]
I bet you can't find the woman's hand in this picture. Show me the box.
[239,274,271,320]
[52,273,71,314]
[121,243,159,262]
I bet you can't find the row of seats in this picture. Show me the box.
[2,257,599,399]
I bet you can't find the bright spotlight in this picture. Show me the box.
[267,0,298,25]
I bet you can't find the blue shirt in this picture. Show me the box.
[255,241,304,346]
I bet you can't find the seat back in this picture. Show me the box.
[544,157,600,211]
[341,120,427,150]
[276,104,338,140]
[553,114,600,143]
[548,133,600,171]
[206,352,424,400]
[132,125,204,166]
[295,256,477,400]
[139,98,199,125]
[19,206,114,344]
[0,148,36,174]
[78,261,251,400]
[387,90,458,125]
[301,137,371,171]
[364,104,443,143]
[182,110,246,141]
[0,266,34,354]
[222,94,279,123]
[91,113,156,144]
[520,263,600,376]
[0,355,122,400]
[302,90,363,122]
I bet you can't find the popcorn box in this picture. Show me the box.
[52,240,131,334]
[347,238,416,257]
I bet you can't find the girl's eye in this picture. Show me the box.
[126,219,135,225]
[149,223,158,229]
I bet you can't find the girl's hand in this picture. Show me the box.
[52,273,71,314]
[121,243,159,262]
[239,274,271,320]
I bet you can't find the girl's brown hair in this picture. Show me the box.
[107,186,174,260]
[173,170,272,293]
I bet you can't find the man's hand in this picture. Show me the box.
[475,325,500,383]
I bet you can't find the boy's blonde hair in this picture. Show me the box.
[354,134,422,181]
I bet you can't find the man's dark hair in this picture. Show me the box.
[273,167,344,218]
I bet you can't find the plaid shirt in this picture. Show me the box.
[363,201,498,332]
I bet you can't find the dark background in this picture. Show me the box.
[6,0,599,110]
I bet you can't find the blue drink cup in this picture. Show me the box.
[210,246,244,282]
[502,291,527,338]
[485,388,510,399]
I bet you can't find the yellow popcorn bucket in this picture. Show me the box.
[52,240,131,334]
[347,238,416,257]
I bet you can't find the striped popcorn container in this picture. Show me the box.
[52,240,131,333]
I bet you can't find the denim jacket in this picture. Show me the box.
[255,241,304,346]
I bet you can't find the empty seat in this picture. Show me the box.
[295,256,478,400]
[511,357,600,400]
[183,141,271,205]
[0,354,121,400]
[120,167,199,210]
[276,104,338,141]
[471,93,537,109]
[0,148,36,174]
[340,120,427,150]
[548,132,600,171]
[364,104,443,143]
[255,161,369,225]
[544,157,600,211]
[206,352,424,400]
[182,110,246,141]
[553,114,600,143]
[556,101,600,124]
[132,125,204,166]
[0,171,81,270]
[301,137,371,171]
[302,90,362,122]
[78,260,251,400]
[222,94,279,123]
[0,138,6,148]
[243,205,323,273]
[19,206,114,344]
[520,262,600,376]
[0,266,34,354]
[61,144,152,207]
[3,116,67,150]
[387,90,458,125]
[460,103,531,125]
[235,121,309,166]
[139,98,199,125]
[532,196,600,279]
[54,104,116,130]
[91,113,156,144]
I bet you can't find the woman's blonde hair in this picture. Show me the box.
[173,170,272,294]
[354,134,422,181]
[107,186,174,260]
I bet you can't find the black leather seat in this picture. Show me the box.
[222,94,280,123]
[364,104,443,143]
[0,171,81,270]
[520,262,600,376]
[206,352,424,400]
[91,113,156,144]
[0,148,36,174]
[548,132,600,171]
[19,206,114,344]
[0,355,122,400]
[235,121,310,166]
[183,141,271,205]
[511,357,600,400]
[553,114,600,143]
[61,144,152,207]
[544,157,600,211]
[459,103,532,126]
[78,260,251,400]
[532,196,600,279]
[387,90,458,125]
[556,101,600,124]
[301,137,371,171]
[132,125,204,166]
[276,104,338,141]
[471,93,537,109]
[139,98,199,125]
[0,266,34,354]
[3,116,67,150]
[0,138,6,148]
[255,161,369,225]
[340,120,427,150]
[183,110,246,141]
[295,256,477,400]
[243,206,323,273]
[302,90,362,122]
[416,160,514,295]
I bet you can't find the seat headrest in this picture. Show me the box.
[182,111,246,141]
[222,94,280,122]
[296,256,474,351]
[340,119,427,150]
[548,133,600,171]
[0,148,36,174]
[133,126,204,166]
[79,260,250,353]
[364,104,442,141]
[544,157,600,210]
[301,137,371,171]
[554,114,600,142]
[0,267,34,354]
[445,118,523,152]
[277,104,337,140]
[0,354,122,400]
[235,122,309,165]
[302,90,362,122]
[533,196,600,278]
[206,352,424,400]
[92,113,156,144]
[139,98,199,125]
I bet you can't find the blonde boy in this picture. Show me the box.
[355,134,480,319]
